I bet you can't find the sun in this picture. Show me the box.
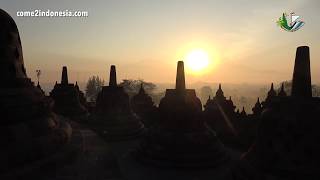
[185,49,210,73]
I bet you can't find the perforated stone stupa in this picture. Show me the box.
[0,9,72,176]
[118,61,260,180]
[244,46,320,179]
[93,65,145,140]
[131,84,157,127]
[50,66,88,121]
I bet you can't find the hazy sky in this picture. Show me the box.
[2,0,320,85]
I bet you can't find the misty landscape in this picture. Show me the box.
[39,81,320,113]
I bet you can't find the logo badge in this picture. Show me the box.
[277,12,304,32]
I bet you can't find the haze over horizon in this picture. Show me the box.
[3,0,320,85]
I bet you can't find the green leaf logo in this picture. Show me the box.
[277,12,304,32]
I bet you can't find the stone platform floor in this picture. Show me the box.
[43,121,124,180]
[2,121,262,180]
[2,121,125,180]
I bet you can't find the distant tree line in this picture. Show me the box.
[119,79,156,98]
[85,76,104,102]
[85,77,158,102]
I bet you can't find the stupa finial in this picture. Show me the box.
[109,65,117,87]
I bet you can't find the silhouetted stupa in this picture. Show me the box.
[244,46,320,179]
[75,81,87,107]
[138,62,231,165]
[252,98,262,116]
[292,46,312,98]
[0,9,72,176]
[240,107,247,117]
[94,65,144,140]
[278,83,287,97]
[261,83,277,108]
[36,81,45,94]
[203,84,238,145]
[131,84,157,127]
[50,66,88,120]
[118,61,260,180]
